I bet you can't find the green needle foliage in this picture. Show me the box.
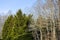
[2,9,33,40]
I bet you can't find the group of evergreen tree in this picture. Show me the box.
[2,9,34,40]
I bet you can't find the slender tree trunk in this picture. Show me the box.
[52,25,56,40]
[36,30,40,40]
[40,30,42,40]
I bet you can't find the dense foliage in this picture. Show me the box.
[2,9,33,40]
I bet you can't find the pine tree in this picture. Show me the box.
[2,15,14,40]
[2,9,33,40]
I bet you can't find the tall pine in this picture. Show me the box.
[2,9,33,40]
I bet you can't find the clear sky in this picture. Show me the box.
[0,0,46,15]
[0,0,37,13]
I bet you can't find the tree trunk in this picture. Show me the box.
[40,30,42,40]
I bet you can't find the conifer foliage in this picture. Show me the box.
[2,9,33,40]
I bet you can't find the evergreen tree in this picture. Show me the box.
[2,9,33,40]
[2,15,14,40]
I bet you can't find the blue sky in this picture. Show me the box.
[0,0,46,15]
[0,0,36,13]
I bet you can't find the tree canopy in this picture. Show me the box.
[2,9,34,40]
